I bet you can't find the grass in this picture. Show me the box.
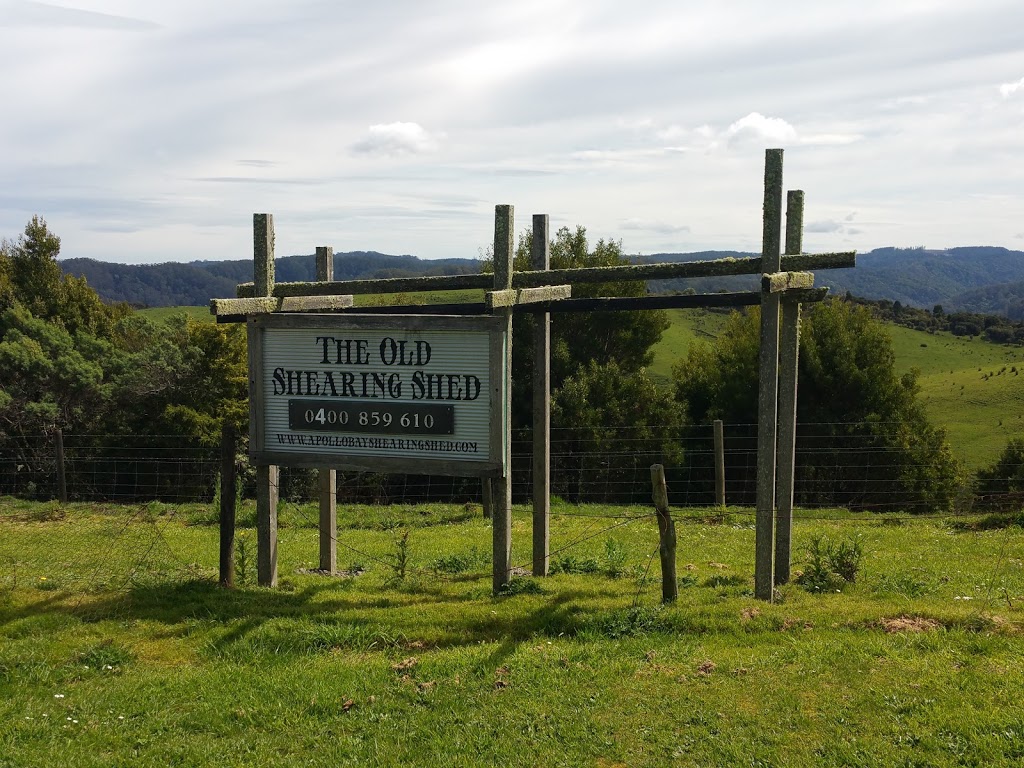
[2,497,1024,766]
[647,308,732,383]
[887,325,1024,470]
[650,308,1024,471]
[138,305,213,324]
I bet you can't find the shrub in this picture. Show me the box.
[796,535,864,593]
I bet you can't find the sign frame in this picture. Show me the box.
[248,313,508,478]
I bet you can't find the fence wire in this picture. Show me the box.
[0,423,1014,513]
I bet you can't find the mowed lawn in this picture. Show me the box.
[2,498,1024,766]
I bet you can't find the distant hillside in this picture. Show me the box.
[60,252,482,307]
[647,246,1024,313]
[948,280,1024,321]
[61,245,1024,313]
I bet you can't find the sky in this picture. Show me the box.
[1,0,1023,265]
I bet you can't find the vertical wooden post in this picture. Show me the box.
[54,428,67,503]
[532,213,551,577]
[256,465,279,587]
[253,213,279,588]
[315,246,337,574]
[219,421,237,588]
[755,149,784,601]
[650,464,678,603]
[713,419,725,509]
[775,190,804,585]
[492,204,514,595]
[481,479,493,519]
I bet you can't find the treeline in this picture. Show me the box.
[61,252,483,307]
[850,295,1024,345]
[4,216,1020,511]
[1,217,248,499]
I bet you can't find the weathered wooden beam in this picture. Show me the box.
[532,213,551,578]
[485,285,572,309]
[492,204,514,596]
[755,148,784,601]
[762,271,814,293]
[237,272,492,298]
[233,251,855,299]
[281,295,354,312]
[775,189,805,587]
[650,464,678,604]
[510,252,854,289]
[210,294,355,316]
[216,287,832,324]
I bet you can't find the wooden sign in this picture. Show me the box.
[248,314,507,477]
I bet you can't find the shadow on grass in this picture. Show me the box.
[2,575,627,657]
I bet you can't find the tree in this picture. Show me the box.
[491,225,669,428]
[976,438,1024,505]
[1,215,129,335]
[673,300,962,511]
[552,359,684,502]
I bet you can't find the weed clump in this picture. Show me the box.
[796,535,863,593]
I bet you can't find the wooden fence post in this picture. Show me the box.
[492,204,514,595]
[54,428,67,503]
[219,421,237,588]
[755,149,784,601]
[775,190,804,585]
[650,464,678,603]
[713,419,725,509]
[315,246,337,574]
[253,213,279,588]
[532,213,551,577]
[481,478,493,519]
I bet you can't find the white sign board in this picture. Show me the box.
[248,314,507,477]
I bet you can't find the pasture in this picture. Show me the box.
[2,498,1023,766]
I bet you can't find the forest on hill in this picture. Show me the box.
[60,252,483,307]
[59,245,1024,316]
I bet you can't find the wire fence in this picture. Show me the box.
[0,423,1014,512]
[2,424,1022,603]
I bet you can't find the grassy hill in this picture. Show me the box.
[650,309,1024,471]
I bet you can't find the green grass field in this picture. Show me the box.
[138,305,213,324]
[2,498,1023,766]
[650,310,1024,471]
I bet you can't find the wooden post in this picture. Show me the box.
[492,204,514,595]
[219,421,237,588]
[775,190,804,585]
[253,213,279,588]
[755,149,784,601]
[54,428,67,503]
[315,246,337,574]
[713,419,725,509]
[650,464,678,603]
[532,213,551,577]
[256,465,279,587]
[481,478,493,519]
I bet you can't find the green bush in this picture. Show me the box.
[796,535,864,593]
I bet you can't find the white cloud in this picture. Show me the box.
[351,123,439,156]
[999,76,1024,97]
[725,113,798,147]
[806,219,845,234]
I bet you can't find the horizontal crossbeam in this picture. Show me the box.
[762,271,814,293]
[485,285,572,309]
[234,252,855,299]
[210,294,354,316]
[215,287,830,323]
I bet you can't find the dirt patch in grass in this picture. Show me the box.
[880,615,941,633]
